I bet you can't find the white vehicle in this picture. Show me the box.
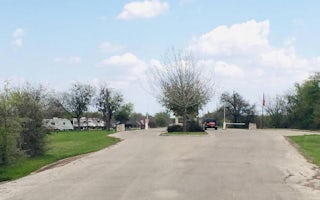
[72,117,105,129]
[43,117,74,131]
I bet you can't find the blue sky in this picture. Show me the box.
[1,0,320,115]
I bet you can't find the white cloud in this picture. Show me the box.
[12,28,25,48]
[99,42,124,53]
[101,52,144,66]
[54,56,82,64]
[315,56,320,64]
[260,47,308,69]
[12,38,23,48]
[189,20,270,57]
[97,53,158,114]
[189,19,314,72]
[13,28,25,38]
[117,0,169,20]
[188,19,320,106]
[100,52,148,80]
[149,59,162,69]
[214,61,245,78]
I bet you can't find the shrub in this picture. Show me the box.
[167,125,183,132]
[187,121,204,132]
[12,90,47,157]
[167,121,203,132]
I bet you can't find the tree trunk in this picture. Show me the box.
[103,113,108,130]
[183,109,187,132]
[107,113,112,131]
[77,117,81,130]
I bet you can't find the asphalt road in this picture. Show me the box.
[1,128,320,200]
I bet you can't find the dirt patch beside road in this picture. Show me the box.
[34,154,89,173]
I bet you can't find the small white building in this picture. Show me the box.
[43,117,74,131]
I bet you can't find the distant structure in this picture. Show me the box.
[43,117,74,131]
[72,117,105,129]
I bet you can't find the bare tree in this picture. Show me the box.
[264,95,288,128]
[151,48,213,131]
[96,87,123,131]
[62,83,95,129]
[220,92,255,124]
[43,96,70,119]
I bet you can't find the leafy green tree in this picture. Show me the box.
[147,115,156,128]
[154,111,171,127]
[287,73,320,129]
[0,84,21,165]
[129,112,144,126]
[11,88,47,156]
[115,103,133,123]
[62,83,95,129]
[84,112,102,118]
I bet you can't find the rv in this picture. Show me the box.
[43,117,74,131]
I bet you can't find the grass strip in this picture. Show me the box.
[0,130,120,181]
[288,134,320,167]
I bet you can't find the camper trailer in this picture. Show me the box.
[43,117,74,131]
[72,117,105,129]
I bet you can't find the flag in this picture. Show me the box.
[262,93,265,106]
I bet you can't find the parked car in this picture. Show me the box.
[203,118,218,130]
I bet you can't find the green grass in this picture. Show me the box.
[0,130,120,181]
[288,134,320,167]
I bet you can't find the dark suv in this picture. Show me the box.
[203,118,218,130]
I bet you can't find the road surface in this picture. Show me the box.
[0,128,320,200]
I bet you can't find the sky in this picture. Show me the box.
[1,0,320,115]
